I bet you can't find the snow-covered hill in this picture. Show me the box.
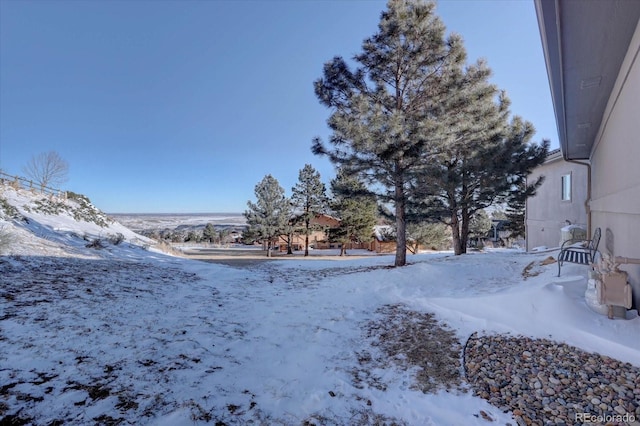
[0,182,154,258]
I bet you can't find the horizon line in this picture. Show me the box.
[108,212,245,216]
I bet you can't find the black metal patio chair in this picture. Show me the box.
[557,227,601,276]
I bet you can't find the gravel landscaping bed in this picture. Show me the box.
[464,333,640,426]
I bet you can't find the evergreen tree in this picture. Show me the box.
[279,216,297,255]
[291,164,329,256]
[329,169,378,256]
[203,223,216,243]
[313,0,465,267]
[410,76,549,254]
[468,209,492,246]
[241,225,260,245]
[244,175,291,257]
[505,172,544,239]
[216,228,231,246]
[406,222,450,253]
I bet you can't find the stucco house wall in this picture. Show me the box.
[535,0,640,312]
[526,150,588,251]
[589,20,640,308]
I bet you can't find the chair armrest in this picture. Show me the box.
[560,238,590,250]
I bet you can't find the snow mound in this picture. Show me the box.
[0,182,154,258]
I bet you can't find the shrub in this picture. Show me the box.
[155,240,178,255]
[85,238,106,249]
[108,233,125,246]
[28,191,112,227]
[0,197,23,220]
[0,225,13,254]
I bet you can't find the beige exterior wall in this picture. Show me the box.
[589,20,640,309]
[526,152,588,250]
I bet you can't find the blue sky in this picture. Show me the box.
[0,0,556,213]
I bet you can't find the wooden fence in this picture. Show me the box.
[0,171,67,199]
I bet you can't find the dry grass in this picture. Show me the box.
[0,225,13,254]
[522,256,556,280]
[356,304,465,394]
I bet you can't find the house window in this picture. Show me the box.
[561,173,571,201]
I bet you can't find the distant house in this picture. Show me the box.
[487,219,512,247]
[526,149,588,250]
[278,215,395,253]
[370,225,397,253]
[277,213,340,251]
[535,0,640,308]
[369,224,435,254]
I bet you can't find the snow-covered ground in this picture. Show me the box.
[1,184,639,425]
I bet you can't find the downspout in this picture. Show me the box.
[565,158,591,240]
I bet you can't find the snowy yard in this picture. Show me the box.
[2,245,639,425]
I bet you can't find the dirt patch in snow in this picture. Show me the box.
[355,304,465,394]
[522,256,556,280]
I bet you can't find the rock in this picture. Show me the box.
[614,405,627,415]
[479,410,493,421]
[515,417,527,426]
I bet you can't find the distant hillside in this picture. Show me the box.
[0,182,154,258]
[111,213,247,232]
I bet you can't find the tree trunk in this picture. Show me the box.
[340,244,346,256]
[451,213,463,255]
[394,179,407,267]
[460,208,470,254]
[304,219,310,257]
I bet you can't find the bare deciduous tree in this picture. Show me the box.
[23,151,69,189]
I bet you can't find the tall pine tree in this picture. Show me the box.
[411,109,548,254]
[244,175,291,257]
[396,16,549,255]
[291,164,329,257]
[329,169,378,256]
[313,0,466,266]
